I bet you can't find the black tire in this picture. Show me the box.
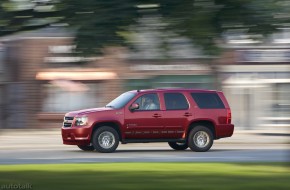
[92,126,119,153]
[77,145,95,151]
[188,126,213,152]
[168,142,188,150]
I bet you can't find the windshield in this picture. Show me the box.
[106,92,136,109]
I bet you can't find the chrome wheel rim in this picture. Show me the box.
[193,131,210,148]
[98,131,115,149]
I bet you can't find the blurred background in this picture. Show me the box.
[0,0,289,132]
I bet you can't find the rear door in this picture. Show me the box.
[161,92,192,139]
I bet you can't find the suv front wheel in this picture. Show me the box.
[92,126,119,153]
[77,145,95,151]
[168,142,188,150]
[188,126,213,152]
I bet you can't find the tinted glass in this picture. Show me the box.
[133,93,160,110]
[164,93,189,110]
[191,93,225,109]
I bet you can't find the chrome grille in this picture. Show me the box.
[64,117,74,120]
[63,116,74,127]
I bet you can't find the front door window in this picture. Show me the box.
[133,93,160,111]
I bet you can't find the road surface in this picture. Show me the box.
[0,130,289,164]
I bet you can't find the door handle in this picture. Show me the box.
[153,114,162,118]
[184,112,192,117]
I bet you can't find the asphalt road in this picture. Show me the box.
[0,144,289,164]
[0,130,289,164]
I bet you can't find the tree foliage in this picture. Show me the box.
[0,0,289,55]
[0,0,62,35]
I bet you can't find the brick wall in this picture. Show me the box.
[4,38,73,128]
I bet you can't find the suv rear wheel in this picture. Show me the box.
[168,142,188,150]
[188,126,213,152]
[77,145,95,151]
[92,126,119,153]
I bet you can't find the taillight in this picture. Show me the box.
[226,108,232,124]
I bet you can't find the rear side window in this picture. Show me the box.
[191,93,225,109]
[164,93,189,110]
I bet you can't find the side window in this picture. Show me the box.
[191,93,225,109]
[133,93,160,111]
[164,93,189,110]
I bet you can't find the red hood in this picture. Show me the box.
[65,107,113,117]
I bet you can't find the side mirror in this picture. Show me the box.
[129,103,139,111]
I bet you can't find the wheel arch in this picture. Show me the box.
[91,121,122,142]
[187,120,217,139]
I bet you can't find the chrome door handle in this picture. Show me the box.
[184,112,192,117]
[153,114,162,118]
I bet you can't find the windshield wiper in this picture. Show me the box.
[105,105,114,108]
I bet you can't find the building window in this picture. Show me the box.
[42,81,103,112]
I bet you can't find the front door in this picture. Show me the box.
[124,93,163,139]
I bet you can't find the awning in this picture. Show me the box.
[36,71,117,80]
[50,80,89,92]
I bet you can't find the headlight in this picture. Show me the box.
[75,116,88,126]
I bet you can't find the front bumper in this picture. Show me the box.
[61,126,91,145]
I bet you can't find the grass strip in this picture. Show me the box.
[0,163,289,190]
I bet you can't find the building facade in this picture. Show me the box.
[0,36,213,129]
[220,48,290,131]
[2,32,289,131]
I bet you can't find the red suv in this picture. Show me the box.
[62,89,234,153]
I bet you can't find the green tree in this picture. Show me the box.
[158,0,289,55]
[58,0,139,55]
[0,0,61,36]
[1,0,289,55]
